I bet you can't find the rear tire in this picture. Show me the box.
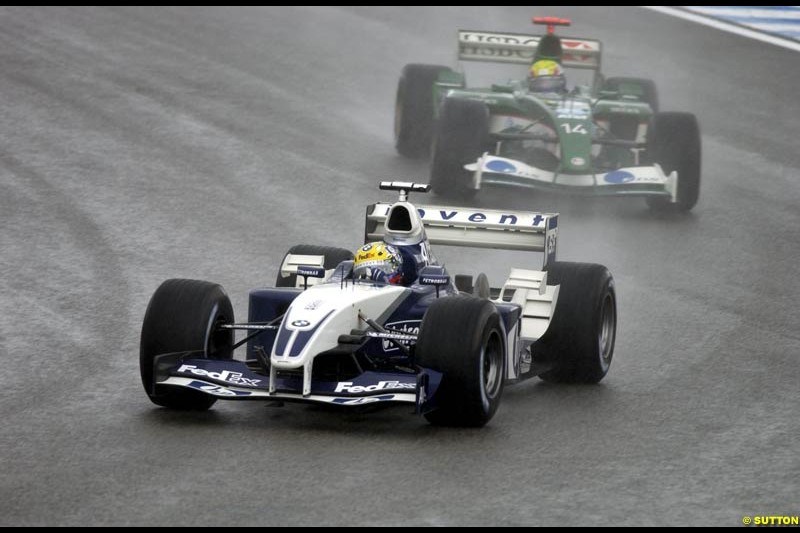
[473,273,490,299]
[454,274,473,293]
[394,64,453,158]
[602,77,659,112]
[430,98,489,199]
[537,262,616,384]
[646,112,701,212]
[140,279,235,409]
[275,245,354,288]
[416,296,505,427]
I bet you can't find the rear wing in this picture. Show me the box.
[458,29,601,70]
[365,202,559,268]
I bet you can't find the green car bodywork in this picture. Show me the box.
[394,21,701,211]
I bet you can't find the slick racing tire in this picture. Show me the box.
[453,273,490,299]
[472,273,490,299]
[275,244,354,288]
[140,279,235,410]
[646,112,701,212]
[417,296,505,427]
[394,64,454,158]
[429,97,489,199]
[536,262,616,384]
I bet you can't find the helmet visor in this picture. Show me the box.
[529,75,565,93]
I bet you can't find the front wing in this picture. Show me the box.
[154,357,441,409]
[466,154,677,201]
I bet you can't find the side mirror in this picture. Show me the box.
[420,272,450,297]
[420,274,449,286]
[297,265,325,290]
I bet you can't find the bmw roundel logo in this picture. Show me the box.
[486,159,518,173]
[291,320,310,327]
[604,170,636,184]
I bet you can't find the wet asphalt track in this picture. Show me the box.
[1,6,798,526]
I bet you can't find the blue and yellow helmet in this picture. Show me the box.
[528,59,566,93]
[353,242,404,284]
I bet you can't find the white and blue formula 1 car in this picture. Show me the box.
[140,182,617,427]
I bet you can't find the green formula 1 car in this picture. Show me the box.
[394,16,701,211]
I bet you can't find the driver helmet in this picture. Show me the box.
[528,59,566,93]
[353,242,404,285]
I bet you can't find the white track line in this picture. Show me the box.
[642,6,800,53]
[687,7,800,20]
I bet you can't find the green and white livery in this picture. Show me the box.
[394,16,701,211]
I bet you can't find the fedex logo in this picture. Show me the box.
[334,381,416,393]
[177,364,261,386]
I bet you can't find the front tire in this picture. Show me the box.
[140,279,235,409]
[646,112,701,212]
[394,64,453,158]
[429,98,489,199]
[537,262,616,384]
[416,296,505,427]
